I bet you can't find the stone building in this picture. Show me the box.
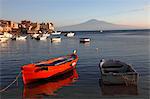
[28,22,40,34]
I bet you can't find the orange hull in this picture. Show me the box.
[21,53,78,84]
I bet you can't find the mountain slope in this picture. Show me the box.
[56,19,140,31]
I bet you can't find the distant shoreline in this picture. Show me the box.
[60,29,150,33]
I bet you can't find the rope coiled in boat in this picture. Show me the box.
[0,71,21,93]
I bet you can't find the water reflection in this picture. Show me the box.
[51,41,61,45]
[99,80,138,96]
[79,42,90,46]
[0,42,9,47]
[23,69,78,98]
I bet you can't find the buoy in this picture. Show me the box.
[73,50,77,54]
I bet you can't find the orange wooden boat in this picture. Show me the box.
[23,69,78,98]
[21,50,78,85]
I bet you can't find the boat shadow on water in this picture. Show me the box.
[23,69,78,98]
[99,79,139,96]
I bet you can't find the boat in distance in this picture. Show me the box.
[80,38,90,43]
[51,37,61,42]
[11,35,27,40]
[65,32,75,37]
[16,36,27,40]
[21,50,78,84]
[51,31,61,35]
[99,59,138,85]
[0,37,9,43]
[35,35,47,40]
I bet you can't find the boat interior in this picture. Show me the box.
[35,54,77,67]
[101,61,135,73]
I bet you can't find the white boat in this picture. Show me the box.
[99,59,138,85]
[0,37,9,43]
[36,36,47,40]
[51,37,61,42]
[65,32,75,37]
[42,33,50,37]
[32,34,40,38]
[40,36,47,40]
[100,30,103,33]
[51,31,61,35]
[80,38,90,43]
[3,32,13,38]
[0,33,4,38]
[16,36,27,40]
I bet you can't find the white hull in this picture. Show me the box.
[0,34,4,38]
[4,32,13,38]
[80,38,90,42]
[51,37,61,42]
[40,36,47,40]
[42,34,50,37]
[51,32,61,35]
[16,36,27,40]
[0,37,9,43]
[100,30,103,32]
[66,32,75,37]
[32,34,40,38]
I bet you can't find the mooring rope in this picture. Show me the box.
[0,71,21,93]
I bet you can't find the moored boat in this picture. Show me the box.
[31,34,40,39]
[21,50,78,84]
[65,32,75,37]
[39,36,47,40]
[80,38,90,43]
[16,36,27,40]
[35,35,47,40]
[0,37,9,43]
[3,32,13,38]
[99,59,138,85]
[0,32,4,38]
[42,33,50,37]
[51,37,61,42]
[51,31,61,35]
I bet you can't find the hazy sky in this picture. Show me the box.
[1,0,150,27]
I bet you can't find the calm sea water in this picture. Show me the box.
[0,30,150,99]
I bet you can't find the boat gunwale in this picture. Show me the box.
[99,60,138,76]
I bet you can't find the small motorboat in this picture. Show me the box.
[42,33,50,37]
[35,35,47,40]
[39,36,47,40]
[16,36,27,40]
[3,32,13,38]
[100,30,103,33]
[65,32,75,37]
[31,34,40,39]
[51,31,61,35]
[80,38,90,43]
[21,50,78,84]
[99,59,138,85]
[51,37,61,42]
[23,69,78,98]
[0,37,9,43]
[0,33,4,38]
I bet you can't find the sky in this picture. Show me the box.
[0,0,150,27]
